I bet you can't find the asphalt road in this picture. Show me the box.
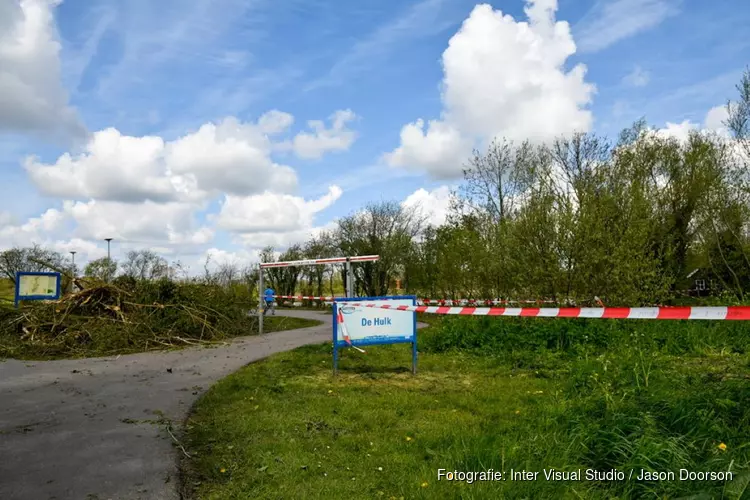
[0,309,331,500]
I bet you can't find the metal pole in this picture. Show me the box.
[332,302,338,377]
[70,251,76,293]
[344,257,354,298]
[258,264,264,335]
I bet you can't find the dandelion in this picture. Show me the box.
[421,482,429,487]
[220,468,226,473]
[718,442,727,451]
[515,410,520,415]
[378,467,383,471]
[405,436,412,441]
[328,390,333,394]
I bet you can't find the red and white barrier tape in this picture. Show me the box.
[346,303,750,320]
[336,308,365,352]
[417,299,558,305]
[275,295,573,305]
[274,295,338,301]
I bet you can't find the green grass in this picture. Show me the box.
[0,279,13,304]
[182,318,750,500]
[0,315,322,361]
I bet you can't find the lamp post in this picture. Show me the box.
[104,238,113,282]
[104,238,113,260]
[70,251,77,293]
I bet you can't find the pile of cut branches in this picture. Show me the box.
[0,277,259,359]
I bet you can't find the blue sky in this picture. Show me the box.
[0,0,748,271]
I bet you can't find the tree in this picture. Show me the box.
[260,245,304,296]
[120,250,169,280]
[336,201,424,297]
[0,245,67,284]
[84,257,118,282]
[726,66,750,161]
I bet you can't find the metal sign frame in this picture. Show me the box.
[14,271,62,308]
[332,295,417,376]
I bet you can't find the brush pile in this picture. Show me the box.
[0,277,257,358]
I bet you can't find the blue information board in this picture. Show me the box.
[332,295,417,375]
[14,271,62,308]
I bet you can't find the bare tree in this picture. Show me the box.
[336,201,424,296]
[726,67,750,161]
[121,250,169,280]
[0,245,67,284]
[458,139,538,223]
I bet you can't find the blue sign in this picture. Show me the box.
[333,296,417,375]
[15,271,62,308]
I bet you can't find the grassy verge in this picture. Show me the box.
[0,278,13,305]
[183,317,750,500]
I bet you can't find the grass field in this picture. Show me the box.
[182,316,750,499]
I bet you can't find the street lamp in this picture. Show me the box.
[69,251,77,292]
[104,238,113,260]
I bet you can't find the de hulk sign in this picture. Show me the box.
[332,296,417,375]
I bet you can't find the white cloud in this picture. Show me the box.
[61,199,214,246]
[215,186,343,234]
[235,221,339,250]
[0,0,85,138]
[657,119,696,142]
[623,65,650,87]
[279,110,358,160]
[657,105,731,141]
[386,1,595,179]
[574,0,677,53]
[704,105,730,136]
[25,113,299,203]
[402,186,454,227]
[385,120,474,179]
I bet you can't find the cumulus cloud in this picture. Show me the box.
[385,1,595,179]
[215,185,343,234]
[61,199,214,245]
[0,0,85,138]
[657,105,731,141]
[235,220,339,250]
[25,113,299,203]
[402,186,454,227]
[385,120,473,179]
[278,109,358,160]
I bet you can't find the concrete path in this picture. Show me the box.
[0,309,331,500]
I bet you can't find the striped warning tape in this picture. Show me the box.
[418,299,558,305]
[274,295,338,300]
[346,303,750,320]
[336,308,365,352]
[275,295,565,305]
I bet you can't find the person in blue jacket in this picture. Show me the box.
[263,287,275,316]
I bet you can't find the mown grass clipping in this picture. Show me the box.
[182,315,750,500]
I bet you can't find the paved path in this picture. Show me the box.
[0,309,332,500]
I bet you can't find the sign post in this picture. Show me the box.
[14,272,62,308]
[332,296,417,376]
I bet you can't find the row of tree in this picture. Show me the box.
[265,69,750,305]
[2,71,749,306]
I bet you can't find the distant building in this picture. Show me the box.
[684,268,715,296]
